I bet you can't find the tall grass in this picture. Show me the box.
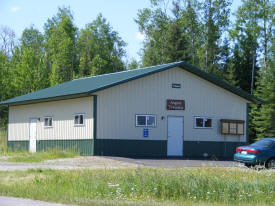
[0,128,7,153]
[0,168,274,205]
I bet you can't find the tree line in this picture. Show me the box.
[0,0,274,141]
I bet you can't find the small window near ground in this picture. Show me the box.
[74,114,84,126]
[221,119,244,135]
[136,115,156,127]
[44,116,53,127]
[194,117,212,128]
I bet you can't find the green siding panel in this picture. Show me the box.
[183,141,246,158]
[95,139,167,157]
[94,139,246,158]
[37,139,94,156]
[8,141,29,151]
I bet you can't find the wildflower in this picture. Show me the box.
[108,183,120,187]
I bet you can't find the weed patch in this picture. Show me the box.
[0,128,7,153]
[4,149,79,163]
[0,168,273,205]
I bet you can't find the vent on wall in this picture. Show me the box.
[172,83,181,88]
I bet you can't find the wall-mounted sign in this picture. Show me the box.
[172,83,181,88]
[166,99,185,110]
[143,128,149,138]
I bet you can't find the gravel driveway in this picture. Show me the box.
[0,156,140,171]
[0,156,240,171]
[107,157,239,168]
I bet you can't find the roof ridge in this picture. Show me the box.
[72,61,181,81]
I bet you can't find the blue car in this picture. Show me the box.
[234,138,275,168]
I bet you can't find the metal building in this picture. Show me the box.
[0,61,263,157]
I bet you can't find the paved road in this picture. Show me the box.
[107,157,241,168]
[0,196,69,206]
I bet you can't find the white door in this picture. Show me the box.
[167,116,184,156]
[29,118,37,153]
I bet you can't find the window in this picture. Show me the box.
[136,115,156,127]
[221,119,244,135]
[74,114,84,126]
[44,116,53,127]
[194,117,212,128]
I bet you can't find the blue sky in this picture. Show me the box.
[0,0,241,62]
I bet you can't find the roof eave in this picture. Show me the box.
[0,92,91,107]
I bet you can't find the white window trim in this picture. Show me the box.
[44,116,53,128]
[194,116,213,129]
[136,114,157,127]
[74,113,85,126]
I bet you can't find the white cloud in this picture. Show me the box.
[10,7,21,12]
[136,31,145,40]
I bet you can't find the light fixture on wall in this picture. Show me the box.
[161,116,165,120]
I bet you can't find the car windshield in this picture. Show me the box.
[250,139,274,148]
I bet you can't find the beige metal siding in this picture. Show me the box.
[8,97,93,141]
[96,67,248,142]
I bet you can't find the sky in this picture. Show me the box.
[0,0,241,62]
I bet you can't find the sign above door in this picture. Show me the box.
[166,99,185,110]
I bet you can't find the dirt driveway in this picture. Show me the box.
[0,156,241,171]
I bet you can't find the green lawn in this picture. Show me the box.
[0,128,79,163]
[2,149,79,163]
[0,168,274,206]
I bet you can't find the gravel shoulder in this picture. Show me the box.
[0,156,141,171]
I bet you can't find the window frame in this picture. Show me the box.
[135,114,157,127]
[221,119,245,135]
[74,113,85,126]
[44,116,53,128]
[194,116,213,129]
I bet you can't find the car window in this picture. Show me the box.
[250,139,274,148]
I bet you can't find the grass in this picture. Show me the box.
[3,149,79,163]
[0,167,274,206]
[0,127,79,163]
[0,128,7,152]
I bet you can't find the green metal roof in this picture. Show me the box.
[0,61,263,106]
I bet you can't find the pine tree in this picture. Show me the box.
[252,38,275,139]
